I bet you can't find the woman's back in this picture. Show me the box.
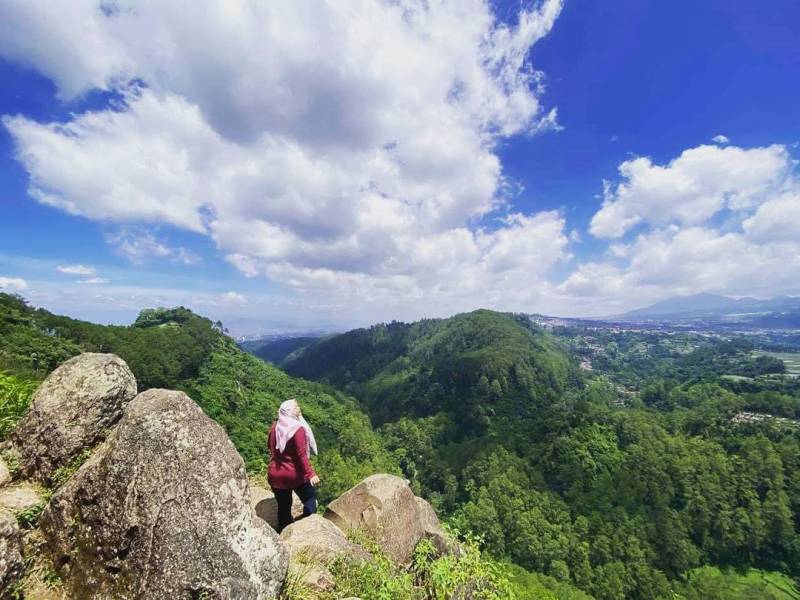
[267,423,315,490]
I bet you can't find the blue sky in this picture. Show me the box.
[1,0,799,334]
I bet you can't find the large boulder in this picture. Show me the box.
[0,509,24,597]
[40,389,289,600]
[414,496,451,554]
[280,515,368,591]
[250,484,303,531]
[323,474,445,564]
[11,353,137,483]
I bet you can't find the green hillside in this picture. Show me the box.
[5,294,800,599]
[0,292,397,504]
[284,309,578,432]
[282,309,800,600]
[250,336,320,365]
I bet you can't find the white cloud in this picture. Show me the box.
[560,142,800,315]
[57,264,96,276]
[590,143,794,238]
[2,0,568,313]
[5,93,210,232]
[712,134,730,145]
[742,192,800,242]
[78,277,110,284]
[0,277,28,292]
[106,229,201,266]
[221,292,247,304]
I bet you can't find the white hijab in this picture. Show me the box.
[274,399,317,457]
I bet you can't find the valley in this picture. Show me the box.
[3,292,800,599]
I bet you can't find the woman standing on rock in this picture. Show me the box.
[267,398,320,532]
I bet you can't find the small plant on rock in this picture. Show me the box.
[51,448,92,488]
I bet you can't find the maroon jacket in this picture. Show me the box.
[267,423,317,490]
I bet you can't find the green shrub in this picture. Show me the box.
[0,371,37,440]
[16,502,45,529]
[412,534,515,600]
[323,528,516,600]
[1,447,21,479]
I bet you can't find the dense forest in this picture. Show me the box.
[285,310,578,432]
[284,311,800,599]
[249,336,320,366]
[3,292,800,598]
[0,293,586,598]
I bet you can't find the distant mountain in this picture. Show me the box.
[617,293,800,322]
[249,336,320,365]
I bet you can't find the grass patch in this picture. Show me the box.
[1,447,22,479]
[15,529,65,600]
[0,372,37,440]
[15,502,45,529]
[319,528,516,600]
[676,566,800,600]
[50,449,92,489]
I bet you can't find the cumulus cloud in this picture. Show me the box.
[742,192,800,242]
[562,226,800,298]
[559,141,800,315]
[2,0,568,312]
[712,134,730,145]
[106,229,201,266]
[57,264,96,276]
[590,143,794,238]
[0,277,28,292]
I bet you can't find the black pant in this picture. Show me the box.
[273,482,316,533]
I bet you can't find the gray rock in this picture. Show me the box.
[250,484,303,531]
[0,483,44,513]
[11,353,137,483]
[0,509,24,597]
[40,388,289,600]
[0,459,10,488]
[281,515,367,563]
[280,515,368,591]
[324,474,445,564]
[414,496,453,554]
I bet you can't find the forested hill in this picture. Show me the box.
[4,293,800,598]
[250,336,320,365]
[284,309,579,432]
[282,309,800,600]
[0,292,398,504]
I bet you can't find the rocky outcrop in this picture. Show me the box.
[324,474,446,564]
[0,459,10,488]
[414,496,452,554]
[280,515,369,591]
[0,509,24,597]
[11,353,137,484]
[250,484,303,531]
[40,388,288,600]
[0,483,44,514]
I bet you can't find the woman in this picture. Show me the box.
[267,399,320,532]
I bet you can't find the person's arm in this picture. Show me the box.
[292,428,318,483]
[267,424,275,457]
